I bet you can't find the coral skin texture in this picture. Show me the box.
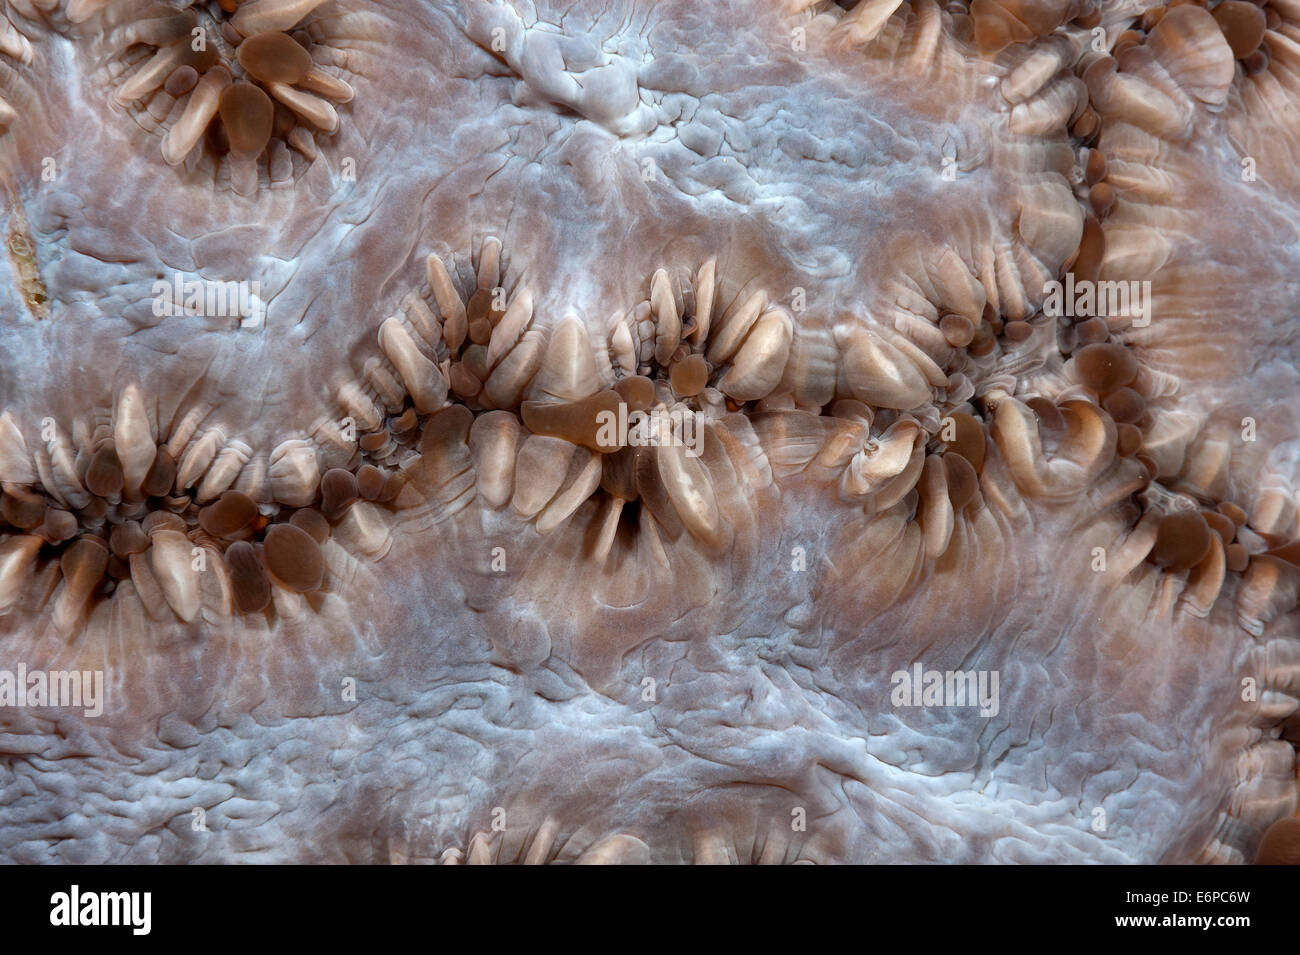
[0,0,1298,864]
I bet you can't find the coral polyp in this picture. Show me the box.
[0,0,1297,864]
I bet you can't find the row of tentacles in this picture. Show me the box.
[0,0,1298,635]
[0,0,1284,194]
[1,0,354,194]
[1,222,1298,635]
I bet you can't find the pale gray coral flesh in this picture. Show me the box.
[0,0,1298,864]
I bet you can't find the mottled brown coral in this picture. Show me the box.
[0,0,1297,864]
